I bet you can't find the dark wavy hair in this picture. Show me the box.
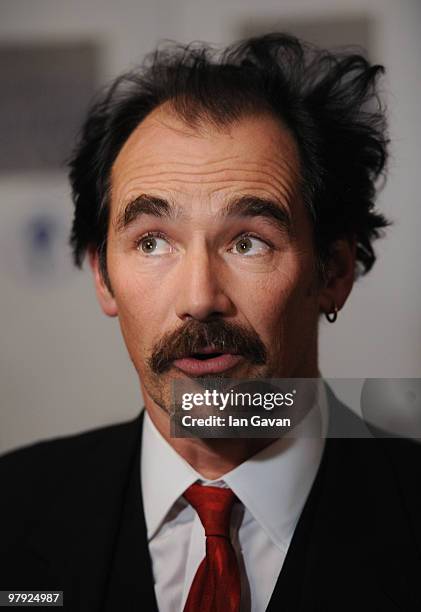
[69,32,390,285]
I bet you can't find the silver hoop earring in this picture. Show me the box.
[325,304,338,323]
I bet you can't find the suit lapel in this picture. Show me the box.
[103,411,158,611]
[266,390,414,611]
[26,411,157,612]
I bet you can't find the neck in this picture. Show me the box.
[145,401,277,479]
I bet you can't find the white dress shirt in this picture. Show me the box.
[141,383,328,612]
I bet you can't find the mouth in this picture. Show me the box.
[172,345,243,375]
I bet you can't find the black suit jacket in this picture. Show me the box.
[1,388,421,611]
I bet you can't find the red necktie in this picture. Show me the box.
[183,482,241,612]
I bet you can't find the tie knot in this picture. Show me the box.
[183,482,237,537]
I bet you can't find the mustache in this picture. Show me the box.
[148,319,267,374]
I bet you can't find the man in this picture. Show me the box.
[1,33,420,611]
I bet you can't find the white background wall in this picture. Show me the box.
[1,0,420,454]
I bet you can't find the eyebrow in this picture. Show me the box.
[115,195,188,234]
[114,193,293,236]
[219,195,293,236]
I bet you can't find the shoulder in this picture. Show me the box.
[325,385,421,554]
[326,382,421,477]
[0,412,143,472]
[0,412,144,520]
[0,412,145,592]
[374,435,421,501]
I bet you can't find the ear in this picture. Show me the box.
[318,238,356,318]
[88,248,118,317]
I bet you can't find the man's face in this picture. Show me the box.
[93,107,325,414]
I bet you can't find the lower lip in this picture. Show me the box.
[173,354,243,375]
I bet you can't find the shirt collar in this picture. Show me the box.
[141,409,202,540]
[141,379,328,550]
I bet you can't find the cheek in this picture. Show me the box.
[243,258,318,343]
[110,270,165,357]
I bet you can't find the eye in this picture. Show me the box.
[136,232,172,255]
[231,234,271,256]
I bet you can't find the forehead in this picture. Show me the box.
[110,105,302,214]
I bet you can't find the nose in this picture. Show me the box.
[174,245,233,322]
